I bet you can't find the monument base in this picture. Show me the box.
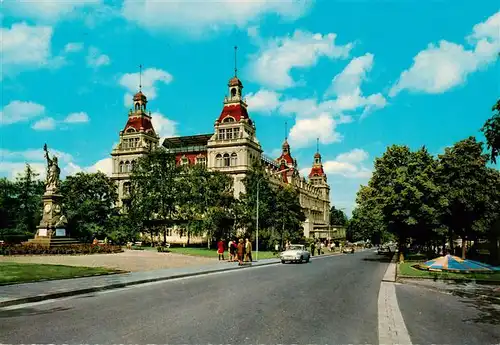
[25,227,81,247]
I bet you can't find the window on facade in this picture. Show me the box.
[125,161,131,172]
[123,182,131,195]
[234,128,240,138]
[134,138,139,147]
[226,128,233,140]
[196,156,206,166]
[119,161,124,173]
[230,153,237,166]
[131,160,136,171]
[223,153,230,167]
[181,157,189,165]
[219,129,226,140]
[216,154,222,167]
[223,117,235,123]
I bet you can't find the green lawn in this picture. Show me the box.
[398,262,500,282]
[0,262,123,285]
[168,247,278,259]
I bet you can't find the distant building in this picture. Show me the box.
[111,72,331,244]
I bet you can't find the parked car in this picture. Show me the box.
[280,244,310,264]
[377,245,392,255]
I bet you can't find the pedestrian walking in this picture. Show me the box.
[310,242,315,256]
[228,239,235,262]
[237,238,245,265]
[245,238,253,262]
[217,238,225,261]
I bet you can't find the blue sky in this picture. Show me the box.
[1,0,499,215]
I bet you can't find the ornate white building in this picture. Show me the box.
[111,74,331,243]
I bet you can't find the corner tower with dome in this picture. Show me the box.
[111,65,332,243]
[111,90,160,211]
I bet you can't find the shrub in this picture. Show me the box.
[157,246,171,253]
[0,243,123,256]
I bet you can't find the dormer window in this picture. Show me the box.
[223,117,235,123]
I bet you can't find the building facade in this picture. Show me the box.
[111,74,331,243]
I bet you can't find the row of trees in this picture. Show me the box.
[348,100,500,262]
[0,148,307,249]
[127,148,306,248]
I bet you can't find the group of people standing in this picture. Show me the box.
[217,238,253,265]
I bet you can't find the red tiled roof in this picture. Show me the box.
[228,76,243,87]
[124,116,155,133]
[218,103,250,123]
[309,166,326,178]
[277,152,294,165]
[133,91,147,102]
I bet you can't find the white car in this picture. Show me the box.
[280,244,311,264]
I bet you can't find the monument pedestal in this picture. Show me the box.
[26,192,80,247]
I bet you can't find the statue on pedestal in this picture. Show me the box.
[44,143,60,193]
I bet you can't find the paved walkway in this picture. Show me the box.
[0,249,217,272]
[0,258,280,307]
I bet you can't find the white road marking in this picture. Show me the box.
[378,263,412,345]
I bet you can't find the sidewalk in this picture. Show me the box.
[0,258,280,308]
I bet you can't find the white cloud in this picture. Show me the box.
[246,90,282,113]
[120,68,174,107]
[64,42,84,53]
[335,148,369,163]
[1,22,53,76]
[0,148,111,180]
[249,30,353,89]
[64,112,90,123]
[86,46,110,68]
[0,100,46,125]
[121,0,311,36]
[326,53,374,96]
[390,11,500,96]
[289,114,343,148]
[4,0,102,23]
[32,117,56,131]
[151,112,178,140]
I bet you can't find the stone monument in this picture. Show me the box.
[28,144,79,246]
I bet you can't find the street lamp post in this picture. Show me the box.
[255,167,290,262]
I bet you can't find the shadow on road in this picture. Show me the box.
[362,256,392,263]
[0,306,72,318]
[455,290,500,325]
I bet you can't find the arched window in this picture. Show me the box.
[230,152,237,166]
[123,182,131,195]
[223,153,230,167]
[125,161,131,172]
[231,88,237,97]
[215,154,222,167]
[119,161,124,173]
[135,102,140,111]
[223,117,235,123]
[126,128,135,133]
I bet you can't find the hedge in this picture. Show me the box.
[0,243,123,256]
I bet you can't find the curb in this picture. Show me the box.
[381,254,397,282]
[0,260,281,308]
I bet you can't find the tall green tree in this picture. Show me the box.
[481,99,500,164]
[436,137,491,258]
[330,206,348,226]
[0,177,19,232]
[369,145,443,259]
[272,184,306,247]
[61,171,118,241]
[129,147,179,244]
[14,164,44,234]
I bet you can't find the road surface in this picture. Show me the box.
[1,251,387,344]
[3,251,497,344]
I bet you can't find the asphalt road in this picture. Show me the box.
[397,283,500,345]
[0,251,389,344]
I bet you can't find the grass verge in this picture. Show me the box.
[398,262,500,282]
[0,262,124,285]
[167,247,278,259]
